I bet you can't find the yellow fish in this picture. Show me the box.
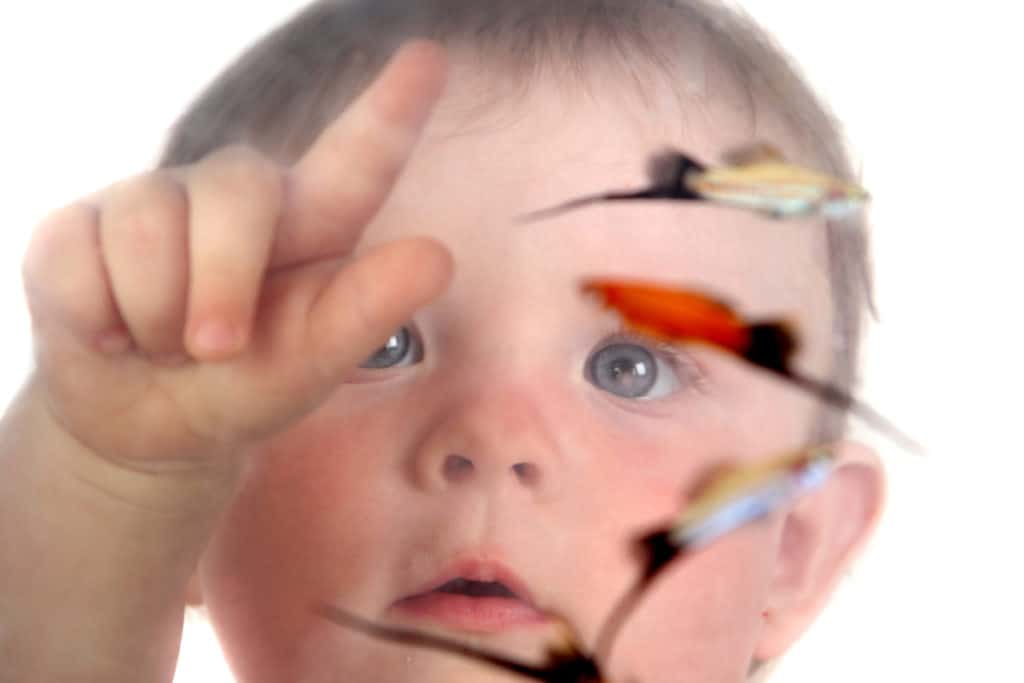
[689,143,869,220]
[520,142,869,221]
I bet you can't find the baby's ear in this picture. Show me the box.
[754,440,886,660]
[185,566,204,607]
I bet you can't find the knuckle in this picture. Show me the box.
[104,173,188,250]
[199,144,284,209]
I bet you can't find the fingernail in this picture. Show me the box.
[191,320,242,356]
[96,330,133,354]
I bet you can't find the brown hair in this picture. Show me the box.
[158,0,872,441]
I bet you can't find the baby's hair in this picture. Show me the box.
[158,0,871,442]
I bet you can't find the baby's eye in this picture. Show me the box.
[360,325,423,369]
[585,334,699,400]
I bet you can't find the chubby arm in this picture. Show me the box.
[0,381,241,682]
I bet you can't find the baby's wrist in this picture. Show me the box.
[2,379,244,519]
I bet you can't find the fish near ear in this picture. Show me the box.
[755,440,885,661]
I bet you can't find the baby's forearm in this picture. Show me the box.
[0,380,242,683]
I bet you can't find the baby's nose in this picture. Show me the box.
[414,449,557,501]
[405,378,569,501]
[438,454,543,488]
[406,388,564,501]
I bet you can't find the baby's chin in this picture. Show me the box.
[282,631,560,683]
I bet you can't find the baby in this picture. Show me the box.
[0,1,885,682]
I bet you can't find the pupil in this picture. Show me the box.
[361,328,410,368]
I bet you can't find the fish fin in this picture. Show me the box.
[721,142,787,167]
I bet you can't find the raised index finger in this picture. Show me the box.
[275,40,448,268]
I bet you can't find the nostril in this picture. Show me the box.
[511,462,540,486]
[442,454,474,483]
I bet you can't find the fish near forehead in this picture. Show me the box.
[687,144,871,220]
[521,143,870,222]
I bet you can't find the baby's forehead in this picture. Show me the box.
[363,62,834,376]
[423,49,764,161]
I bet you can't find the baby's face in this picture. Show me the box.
[195,62,837,683]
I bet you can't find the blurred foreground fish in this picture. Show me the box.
[314,604,606,683]
[639,447,835,577]
[594,447,836,661]
[582,278,922,454]
[520,143,869,221]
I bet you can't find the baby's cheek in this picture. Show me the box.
[612,532,775,683]
[197,410,406,682]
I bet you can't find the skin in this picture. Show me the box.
[8,42,883,683]
[191,52,885,683]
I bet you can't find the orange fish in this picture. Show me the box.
[581,278,796,373]
[582,278,921,454]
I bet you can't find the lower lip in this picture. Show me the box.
[391,592,551,633]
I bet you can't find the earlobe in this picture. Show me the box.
[755,440,886,660]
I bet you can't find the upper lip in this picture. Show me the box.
[397,557,540,608]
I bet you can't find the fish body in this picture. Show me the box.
[687,145,869,220]
[668,447,835,550]
[581,278,799,375]
[581,279,751,354]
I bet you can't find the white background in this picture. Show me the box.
[1,2,1021,682]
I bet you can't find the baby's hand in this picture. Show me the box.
[21,41,452,474]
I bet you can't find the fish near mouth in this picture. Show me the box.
[391,560,552,633]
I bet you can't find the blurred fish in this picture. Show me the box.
[692,143,869,220]
[519,143,868,221]
[641,447,836,577]
[594,447,836,662]
[314,603,606,683]
[582,278,922,454]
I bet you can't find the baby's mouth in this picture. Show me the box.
[432,577,520,599]
[390,563,551,634]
